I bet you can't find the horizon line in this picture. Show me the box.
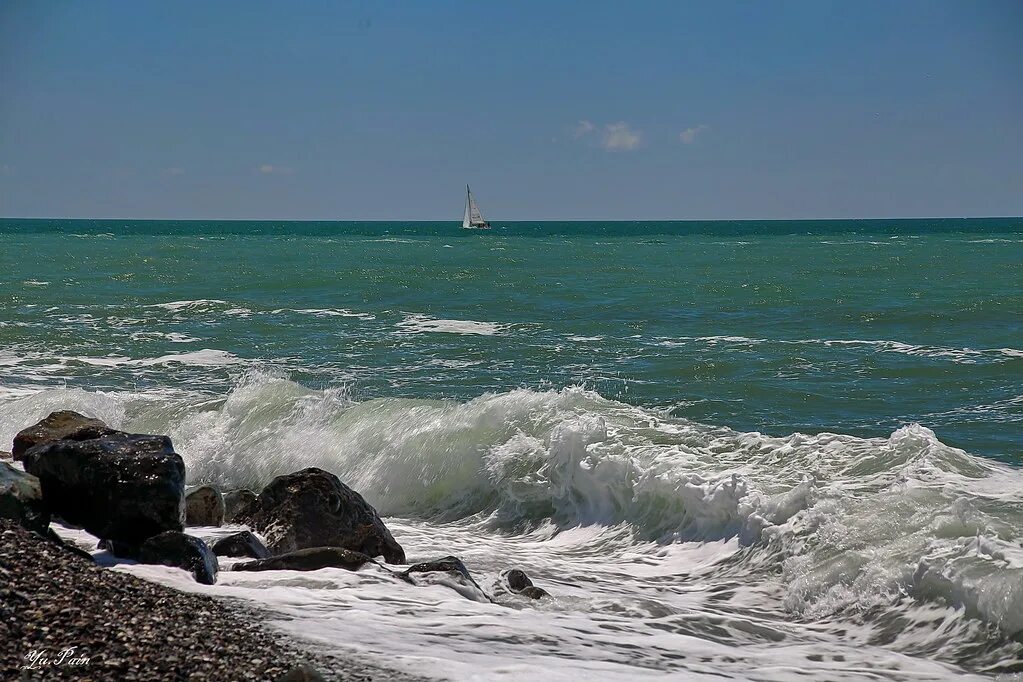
[2,215,1021,223]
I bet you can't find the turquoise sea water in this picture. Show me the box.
[5,218,1023,678]
[2,218,1021,461]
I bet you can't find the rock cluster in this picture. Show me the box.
[3,410,553,675]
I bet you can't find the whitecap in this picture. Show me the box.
[396,314,505,336]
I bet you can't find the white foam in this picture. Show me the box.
[6,379,1022,678]
[276,308,376,320]
[396,314,505,336]
[146,299,230,311]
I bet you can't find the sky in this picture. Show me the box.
[1,1,1021,220]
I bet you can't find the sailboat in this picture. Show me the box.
[461,185,491,230]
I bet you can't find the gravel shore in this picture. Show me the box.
[0,520,424,681]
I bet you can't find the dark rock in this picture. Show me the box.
[245,468,404,563]
[276,664,327,682]
[139,531,219,584]
[402,555,492,602]
[518,586,550,599]
[97,537,140,559]
[185,485,225,526]
[231,546,371,572]
[211,530,271,559]
[404,556,475,583]
[223,488,257,522]
[504,568,550,599]
[12,410,118,461]
[0,462,50,533]
[505,568,533,591]
[23,433,185,546]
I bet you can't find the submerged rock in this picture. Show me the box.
[503,568,550,599]
[0,462,50,534]
[139,531,219,584]
[223,488,257,522]
[185,485,225,526]
[23,433,185,545]
[245,468,405,563]
[403,555,492,602]
[211,530,271,559]
[505,568,533,591]
[231,546,371,572]
[404,556,475,583]
[12,410,117,461]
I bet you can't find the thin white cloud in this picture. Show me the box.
[600,122,642,151]
[572,120,643,152]
[573,120,596,138]
[0,164,12,176]
[679,124,709,144]
[256,164,295,175]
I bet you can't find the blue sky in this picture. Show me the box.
[1,1,1021,220]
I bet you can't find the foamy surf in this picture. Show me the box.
[396,314,506,336]
[5,373,1022,679]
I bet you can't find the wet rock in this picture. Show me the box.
[223,488,257,522]
[23,433,185,545]
[185,485,225,526]
[139,531,219,584]
[504,568,550,599]
[245,468,405,563]
[211,530,271,559]
[403,555,491,602]
[277,664,327,682]
[505,568,533,591]
[404,556,475,583]
[0,451,11,460]
[231,546,371,572]
[97,537,140,559]
[12,410,118,461]
[0,462,50,533]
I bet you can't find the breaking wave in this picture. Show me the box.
[2,371,1022,673]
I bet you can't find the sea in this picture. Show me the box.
[1,217,1022,680]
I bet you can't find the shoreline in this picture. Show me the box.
[1,520,425,681]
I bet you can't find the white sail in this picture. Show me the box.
[463,185,488,228]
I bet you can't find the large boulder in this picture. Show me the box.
[185,485,225,526]
[211,530,271,559]
[12,411,117,461]
[231,546,371,572]
[23,433,185,546]
[223,488,257,522]
[243,468,404,564]
[139,531,219,584]
[0,462,50,533]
